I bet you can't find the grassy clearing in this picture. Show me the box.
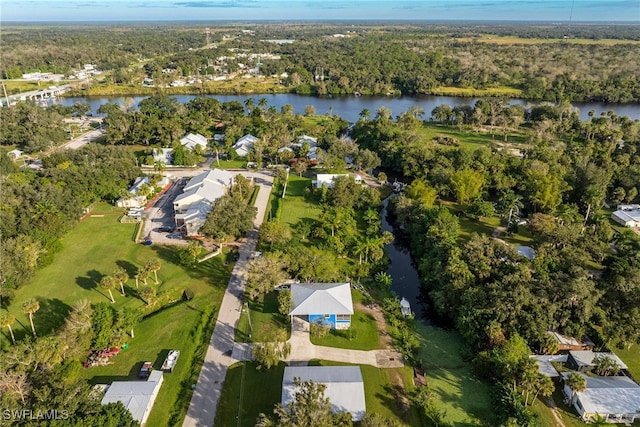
[431,85,522,98]
[309,360,421,426]
[236,291,290,343]
[614,344,640,380]
[215,362,287,427]
[278,175,321,229]
[414,324,494,425]
[1,202,232,425]
[212,159,247,170]
[418,122,530,151]
[1,79,64,95]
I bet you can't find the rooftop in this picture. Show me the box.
[289,283,353,316]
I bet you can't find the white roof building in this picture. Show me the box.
[289,283,354,316]
[568,350,628,371]
[611,208,640,228]
[180,133,208,151]
[562,372,640,424]
[298,135,318,147]
[314,174,362,189]
[152,148,173,165]
[101,370,163,426]
[233,134,258,158]
[282,366,366,421]
[515,246,536,260]
[531,354,568,378]
[173,169,234,235]
[7,149,23,159]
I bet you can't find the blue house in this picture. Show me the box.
[289,283,353,329]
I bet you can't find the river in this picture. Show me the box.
[54,93,640,122]
[380,196,434,326]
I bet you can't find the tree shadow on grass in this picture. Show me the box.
[33,298,72,337]
[116,259,139,280]
[76,269,103,291]
[375,383,412,421]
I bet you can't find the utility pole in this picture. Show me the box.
[1,81,10,107]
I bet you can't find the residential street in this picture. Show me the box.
[182,171,273,427]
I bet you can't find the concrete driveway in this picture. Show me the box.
[182,171,273,427]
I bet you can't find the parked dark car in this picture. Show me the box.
[142,240,153,246]
[157,226,173,233]
[167,233,183,239]
[232,252,240,261]
[139,361,153,378]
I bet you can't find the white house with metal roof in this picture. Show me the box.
[282,366,366,421]
[101,370,163,426]
[611,205,640,228]
[561,372,640,423]
[233,134,258,157]
[289,283,353,329]
[313,174,362,189]
[567,350,628,372]
[180,133,208,151]
[173,169,234,235]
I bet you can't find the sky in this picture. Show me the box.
[1,0,639,22]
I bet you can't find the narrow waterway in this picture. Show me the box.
[380,196,431,325]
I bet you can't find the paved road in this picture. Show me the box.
[182,171,273,427]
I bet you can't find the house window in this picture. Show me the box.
[323,314,330,319]
[336,315,350,321]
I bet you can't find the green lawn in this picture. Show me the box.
[215,362,287,427]
[278,175,321,229]
[418,122,530,151]
[1,202,232,425]
[236,291,290,343]
[614,344,640,380]
[309,360,421,426]
[531,386,586,427]
[414,324,494,426]
[213,159,247,169]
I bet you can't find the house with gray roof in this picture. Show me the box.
[561,372,640,424]
[173,169,234,235]
[289,283,353,329]
[568,350,628,373]
[233,134,257,158]
[282,366,366,421]
[101,370,163,426]
[180,133,208,151]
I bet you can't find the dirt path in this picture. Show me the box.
[356,301,394,349]
[542,396,567,427]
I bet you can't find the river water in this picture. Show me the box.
[55,93,640,122]
[380,196,433,325]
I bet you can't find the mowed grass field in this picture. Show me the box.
[1,202,232,425]
[414,324,495,425]
[278,175,322,228]
[418,122,530,151]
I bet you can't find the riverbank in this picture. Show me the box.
[66,81,524,100]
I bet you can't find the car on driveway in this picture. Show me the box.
[232,252,240,261]
[157,226,173,233]
[139,361,153,378]
[167,233,183,239]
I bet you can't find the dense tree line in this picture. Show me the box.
[0,145,139,296]
[369,103,640,424]
[2,23,638,101]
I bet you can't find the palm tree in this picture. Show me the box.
[0,312,17,345]
[113,267,129,296]
[99,276,117,303]
[565,372,587,406]
[22,299,40,338]
[136,266,149,286]
[146,258,161,284]
[359,108,370,121]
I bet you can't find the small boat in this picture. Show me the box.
[161,350,180,373]
[400,297,412,317]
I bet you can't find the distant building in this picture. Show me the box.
[611,205,640,228]
[152,148,173,165]
[180,133,208,151]
[233,134,257,158]
[547,331,594,351]
[515,246,536,260]
[567,350,628,373]
[314,174,362,189]
[7,149,23,160]
[282,366,365,421]
[101,370,163,426]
